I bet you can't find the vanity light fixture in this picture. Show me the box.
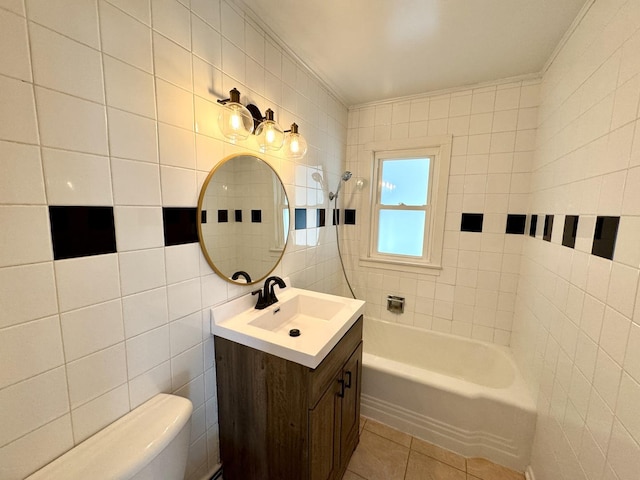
[217,87,307,159]
[217,88,255,143]
[283,123,308,160]
[255,108,285,152]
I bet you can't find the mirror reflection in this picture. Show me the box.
[197,154,289,285]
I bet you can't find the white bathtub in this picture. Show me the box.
[361,317,536,471]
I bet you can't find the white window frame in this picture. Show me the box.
[359,135,452,275]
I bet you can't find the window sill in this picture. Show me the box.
[358,257,442,275]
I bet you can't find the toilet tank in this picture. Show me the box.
[26,394,193,480]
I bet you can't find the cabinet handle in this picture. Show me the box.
[345,371,352,389]
[338,379,345,398]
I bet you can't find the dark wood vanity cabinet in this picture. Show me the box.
[214,316,363,480]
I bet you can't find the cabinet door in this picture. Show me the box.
[309,372,342,480]
[340,343,363,466]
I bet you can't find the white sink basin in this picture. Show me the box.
[210,282,365,368]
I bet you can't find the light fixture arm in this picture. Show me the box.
[245,104,263,131]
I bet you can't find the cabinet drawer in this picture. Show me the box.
[308,316,363,408]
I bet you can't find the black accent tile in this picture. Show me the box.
[317,209,326,227]
[529,214,538,237]
[49,206,116,260]
[201,210,207,224]
[163,207,198,246]
[345,209,356,225]
[235,209,242,222]
[333,209,340,226]
[461,213,483,232]
[543,215,554,242]
[562,215,579,249]
[217,210,228,223]
[251,209,261,223]
[295,208,306,230]
[592,216,619,260]
[506,214,526,235]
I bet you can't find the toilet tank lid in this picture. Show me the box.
[26,394,193,480]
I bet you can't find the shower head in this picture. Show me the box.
[329,171,352,201]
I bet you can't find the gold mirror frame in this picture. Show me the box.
[197,153,290,285]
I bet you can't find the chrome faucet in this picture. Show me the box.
[252,276,287,309]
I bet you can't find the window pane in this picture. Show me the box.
[377,210,425,257]
[380,158,430,206]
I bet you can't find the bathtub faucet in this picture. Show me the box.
[253,276,286,309]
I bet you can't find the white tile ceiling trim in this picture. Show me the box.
[542,0,597,74]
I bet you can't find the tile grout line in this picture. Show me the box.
[359,416,524,480]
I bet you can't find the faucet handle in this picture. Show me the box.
[252,289,268,309]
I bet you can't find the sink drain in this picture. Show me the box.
[289,329,301,337]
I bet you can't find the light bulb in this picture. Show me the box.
[230,111,242,130]
[266,127,276,144]
[217,88,254,143]
[254,109,284,152]
[283,123,307,159]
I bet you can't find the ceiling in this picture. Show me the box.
[237,0,589,106]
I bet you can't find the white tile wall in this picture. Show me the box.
[345,78,541,345]
[103,56,156,118]
[0,9,31,81]
[99,0,153,72]
[107,108,159,163]
[60,300,124,362]
[118,248,166,295]
[0,367,70,447]
[111,157,162,205]
[151,0,191,50]
[26,0,100,48]
[0,316,64,389]
[0,1,347,478]
[0,414,74,480]
[153,32,192,90]
[42,149,113,206]
[0,142,45,204]
[0,75,38,143]
[35,87,109,154]
[54,254,121,312]
[0,263,58,329]
[66,343,127,408]
[0,206,52,267]
[122,287,168,338]
[104,0,150,25]
[510,0,640,479]
[70,383,130,443]
[30,22,105,103]
[113,206,164,251]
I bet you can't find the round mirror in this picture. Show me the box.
[197,153,289,285]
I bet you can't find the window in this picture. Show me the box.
[360,136,452,274]
[374,153,432,258]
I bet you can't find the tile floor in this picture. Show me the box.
[345,417,525,480]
